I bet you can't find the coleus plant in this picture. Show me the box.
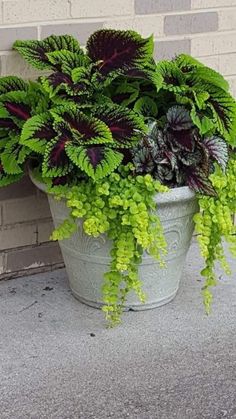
[0,30,154,184]
[0,29,236,325]
[0,77,49,186]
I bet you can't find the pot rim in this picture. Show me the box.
[28,167,196,204]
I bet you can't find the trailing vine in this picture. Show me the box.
[48,164,168,326]
[194,155,236,312]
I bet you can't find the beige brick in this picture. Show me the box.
[0,176,36,201]
[218,52,236,76]
[3,195,51,225]
[165,12,218,35]
[70,0,134,18]
[196,55,220,71]
[0,27,37,51]
[191,32,236,56]
[0,223,37,250]
[197,53,236,76]
[3,0,70,24]
[227,76,236,96]
[218,8,236,31]
[104,15,164,38]
[0,5,3,24]
[37,220,54,243]
[136,0,191,14]
[5,241,63,272]
[0,52,46,79]
[40,22,102,45]
[192,0,236,8]
[155,39,191,60]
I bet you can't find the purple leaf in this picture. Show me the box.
[56,112,112,145]
[48,134,70,168]
[47,72,72,88]
[167,106,193,131]
[185,167,216,196]
[169,129,194,152]
[52,175,68,186]
[0,118,19,131]
[5,102,31,121]
[202,136,228,171]
[87,30,153,76]
[93,105,145,145]
[86,146,104,168]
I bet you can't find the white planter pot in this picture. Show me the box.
[31,172,198,311]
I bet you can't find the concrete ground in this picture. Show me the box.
[0,241,236,419]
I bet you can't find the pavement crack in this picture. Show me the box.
[19,300,38,313]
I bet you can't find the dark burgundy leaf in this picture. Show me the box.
[185,167,216,196]
[87,30,152,76]
[5,102,31,121]
[52,175,68,186]
[63,114,97,139]
[36,125,56,140]
[86,146,104,168]
[111,93,132,104]
[47,72,72,88]
[93,105,144,145]
[167,106,193,131]
[48,134,70,168]
[0,118,19,131]
[169,129,194,152]
[202,136,228,171]
[56,112,112,144]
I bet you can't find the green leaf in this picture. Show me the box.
[14,35,82,70]
[134,96,158,118]
[20,112,55,154]
[156,60,187,93]
[190,107,215,135]
[65,144,123,180]
[190,67,229,92]
[1,137,23,174]
[175,54,204,70]
[0,76,28,94]
[193,91,210,110]
[46,50,90,74]
[0,171,23,187]
[42,137,71,178]
[205,84,236,143]
[113,82,140,107]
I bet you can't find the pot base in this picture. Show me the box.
[70,287,179,311]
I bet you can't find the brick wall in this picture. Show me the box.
[0,0,236,278]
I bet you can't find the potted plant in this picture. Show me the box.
[0,30,235,326]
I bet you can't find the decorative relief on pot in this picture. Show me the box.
[63,228,110,258]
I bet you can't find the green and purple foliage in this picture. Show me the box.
[0,30,153,183]
[132,105,229,195]
[0,30,235,192]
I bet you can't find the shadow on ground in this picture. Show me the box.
[0,240,236,419]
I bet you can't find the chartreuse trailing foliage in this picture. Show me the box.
[0,28,236,325]
[48,165,168,326]
[194,157,236,313]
